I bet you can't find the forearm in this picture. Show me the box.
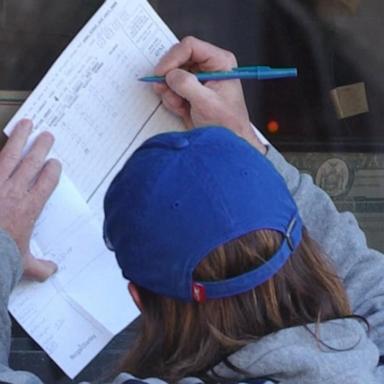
[266,145,384,353]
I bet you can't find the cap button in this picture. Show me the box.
[170,137,190,149]
[141,135,190,150]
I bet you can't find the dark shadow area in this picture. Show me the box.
[153,0,384,152]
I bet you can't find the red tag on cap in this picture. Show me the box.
[192,283,206,302]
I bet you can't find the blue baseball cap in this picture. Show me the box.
[103,127,302,302]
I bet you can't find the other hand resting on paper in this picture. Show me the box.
[153,36,266,154]
[0,119,61,282]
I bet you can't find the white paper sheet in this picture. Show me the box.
[5,0,184,378]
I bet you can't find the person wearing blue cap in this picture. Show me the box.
[101,37,384,383]
[0,37,384,384]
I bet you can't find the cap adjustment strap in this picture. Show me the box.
[192,215,302,302]
[284,216,297,251]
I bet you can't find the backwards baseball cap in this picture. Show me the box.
[103,127,302,302]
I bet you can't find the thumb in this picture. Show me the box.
[23,254,58,282]
[165,68,214,106]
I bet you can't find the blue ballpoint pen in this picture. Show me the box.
[139,66,298,83]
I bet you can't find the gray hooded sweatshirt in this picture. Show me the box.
[1,146,384,383]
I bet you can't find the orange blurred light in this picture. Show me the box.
[267,120,280,134]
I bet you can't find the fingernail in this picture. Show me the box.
[153,83,167,94]
[39,262,57,282]
[47,158,62,169]
[46,260,58,274]
[19,119,33,131]
[40,131,54,144]
[37,259,58,281]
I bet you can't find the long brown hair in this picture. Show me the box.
[119,228,351,382]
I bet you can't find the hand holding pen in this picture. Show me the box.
[152,36,289,153]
